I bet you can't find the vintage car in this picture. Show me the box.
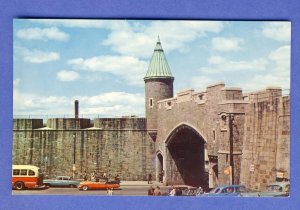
[240,182,290,197]
[196,185,249,197]
[43,176,80,188]
[78,179,120,191]
[166,185,203,196]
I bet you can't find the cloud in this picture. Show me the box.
[201,56,267,73]
[238,45,290,91]
[191,76,214,90]
[13,78,21,87]
[212,37,243,51]
[68,55,148,86]
[13,90,145,117]
[57,70,80,81]
[15,46,60,63]
[16,27,69,41]
[102,20,224,58]
[262,22,291,42]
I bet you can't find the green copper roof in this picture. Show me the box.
[144,36,174,80]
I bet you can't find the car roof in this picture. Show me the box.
[267,182,290,187]
[57,175,71,178]
[217,185,245,188]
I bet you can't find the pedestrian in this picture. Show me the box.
[115,174,120,184]
[91,172,96,182]
[107,188,113,196]
[148,186,154,195]
[159,170,164,183]
[83,173,87,181]
[169,185,176,196]
[148,173,152,184]
[103,172,107,178]
[153,186,162,196]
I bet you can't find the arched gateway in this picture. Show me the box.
[164,124,209,189]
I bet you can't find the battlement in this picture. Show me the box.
[94,117,146,130]
[243,87,283,102]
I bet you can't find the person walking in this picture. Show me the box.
[148,173,152,184]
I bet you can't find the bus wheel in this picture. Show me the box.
[15,182,24,190]
[82,185,88,191]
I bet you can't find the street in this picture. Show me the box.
[12,181,171,196]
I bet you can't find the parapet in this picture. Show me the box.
[46,118,91,129]
[13,119,44,130]
[93,117,146,130]
[244,87,282,102]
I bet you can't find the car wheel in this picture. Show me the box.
[82,185,88,191]
[15,182,25,190]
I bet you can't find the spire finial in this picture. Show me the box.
[157,35,160,43]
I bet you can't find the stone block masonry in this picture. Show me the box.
[13,118,155,181]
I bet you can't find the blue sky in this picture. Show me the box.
[13,19,290,117]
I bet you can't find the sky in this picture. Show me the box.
[13,19,291,118]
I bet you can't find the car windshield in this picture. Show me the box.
[210,187,220,193]
[266,185,282,192]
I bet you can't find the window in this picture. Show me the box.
[20,169,27,175]
[149,98,153,107]
[198,94,203,100]
[28,170,35,176]
[213,129,216,141]
[13,169,20,176]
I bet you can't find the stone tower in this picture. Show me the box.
[144,36,174,139]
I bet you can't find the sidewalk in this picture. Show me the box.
[120,181,164,186]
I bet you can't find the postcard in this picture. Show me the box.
[12,19,290,198]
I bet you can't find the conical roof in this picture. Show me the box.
[144,36,174,80]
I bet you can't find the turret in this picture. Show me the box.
[144,36,174,137]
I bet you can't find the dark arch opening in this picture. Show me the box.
[166,125,208,189]
[157,153,163,172]
[157,153,164,182]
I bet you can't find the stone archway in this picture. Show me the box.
[165,124,208,189]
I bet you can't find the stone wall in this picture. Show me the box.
[240,88,290,190]
[155,82,248,187]
[13,118,155,181]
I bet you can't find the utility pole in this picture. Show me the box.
[228,114,234,185]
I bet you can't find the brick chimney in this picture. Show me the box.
[75,100,79,119]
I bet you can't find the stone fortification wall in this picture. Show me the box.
[240,88,290,190]
[13,118,155,181]
[155,82,247,186]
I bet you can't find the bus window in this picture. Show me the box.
[28,170,35,176]
[20,169,27,176]
[13,169,20,176]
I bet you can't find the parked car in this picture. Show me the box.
[196,185,249,197]
[78,179,120,191]
[43,176,80,188]
[240,182,290,197]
